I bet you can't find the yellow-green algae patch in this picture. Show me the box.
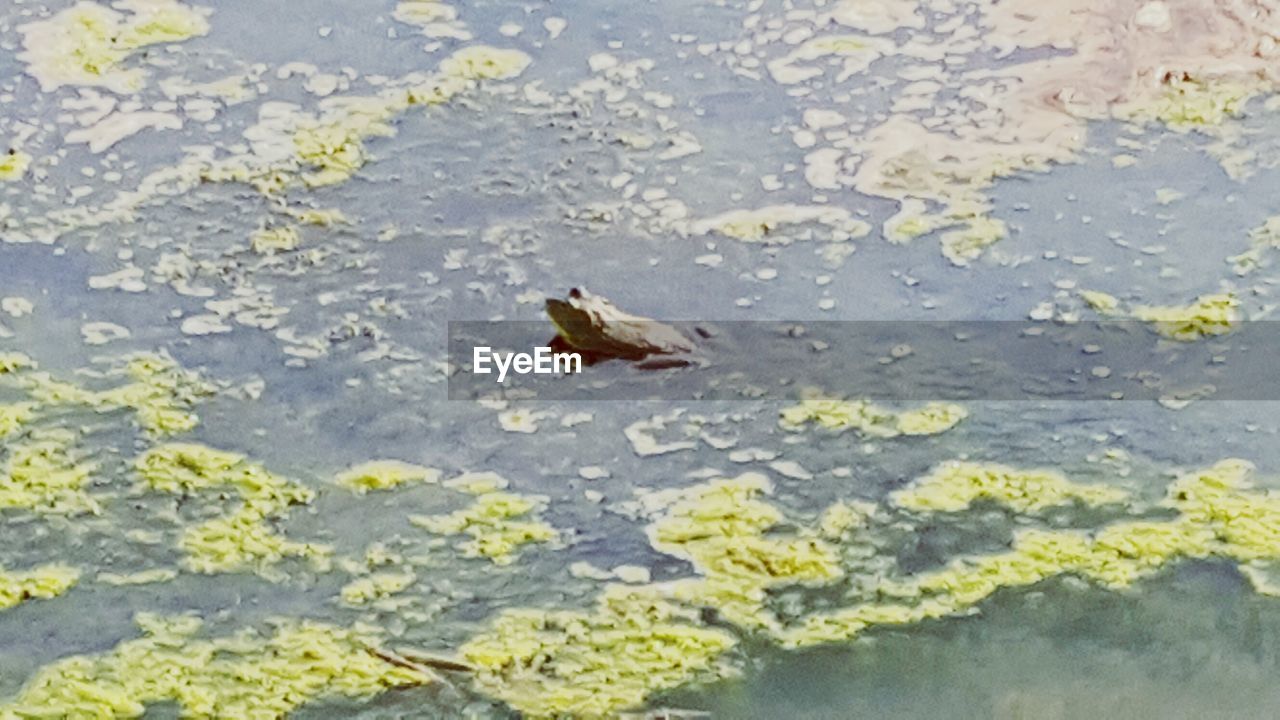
[437,46,532,81]
[136,444,331,577]
[96,568,178,586]
[0,354,210,516]
[1116,75,1259,131]
[0,151,31,182]
[1230,215,1280,275]
[0,428,99,515]
[135,443,310,512]
[17,0,211,93]
[459,474,850,717]
[97,354,213,435]
[410,484,557,565]
[691,205,871,245]
[1132,292,1239,341]
[443,471,509,495]
[14,353,212,436]
[780,393,967,437]
[204,45,531,199]
[883,201,941,244]
[890,461,1129,514]
[0,354,33,375]
[340,571,417,606]
[180,507,331,578]
[460,459,1280,713]
[778,459,1280,648]
[1080,289,1121,312]
[879,198,1012,265]
[392,0,470,42]
[0,613,428,717]
[284,206,348,227]
[939,216,1007,267]
[644,473,845,632]
[393,0,459,27]
[249,225,301,255]
[460,584,737,719]
[767,34,892,85]
[0,403,34,439]
[291,108,396,189]
[0,563,79,611]
[334,460,440,495]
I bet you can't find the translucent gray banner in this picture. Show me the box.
[446,320,1278,402]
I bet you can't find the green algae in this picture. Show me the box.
[891,460,1129,514]
[340,571,417,606]
[283,207,348,227]
[135,443,311,513]
[136,444,330,577]
[939,215,1007,267]
[1132,292,1239,341]
[249,225,301,255]
[1079,291,1239,340]
[1167,459,1280,565]
[460,584,737,719]
[693,205,870,245]
[0,403,34,439]
[18,0,211,93]
[204,45,531,201]
[1118,75,1257,130]
[181,507,331,578]
[780,394,967,437]
[409,484,557,565]
[99,355,213,436]
[0,151,31,182]
[788,518,1216,644]
[1229,215,1280,275]
[768,34,892,84]
[1080,289,1121,312]
[96,568,178,586]
[644,473,845,631]
[292,109,396,189]
[816,500,877,541]
[444,471,510,495]
[0,563,79,611]
[11,353,212,437]
[883,206,939,244]
[459,458,1280,714]
[437,46,532,81]
[0,354,33,375]
[779,459,1280,648]
[393,0,459,27]
[334,460,440,495]
[458,474,847,716]
[0,613,428,718]
[893,403,970,436]
[11,441,1280,719]
[0,428,99,515]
